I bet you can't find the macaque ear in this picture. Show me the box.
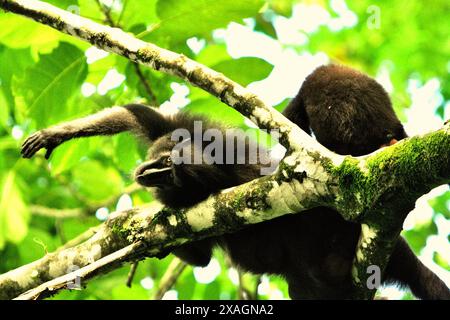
[380,138,398,148]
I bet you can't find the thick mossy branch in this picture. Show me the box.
[0,216,133,300]
[0,167,332,299]
[335,125,450,298]
[331,125,450,222]
[1,125,448,299]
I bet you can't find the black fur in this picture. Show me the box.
[284,65,407,156]
[21,64,449,300]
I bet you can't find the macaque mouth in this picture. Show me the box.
[135,163,173,187]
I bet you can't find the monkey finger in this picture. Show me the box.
[23,139,44,158]
[21,136,37,155]
[45,147,54,159]
[21,132,41,152]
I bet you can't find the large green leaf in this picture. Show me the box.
[0,171,30,249]
[113,133,142,173]
[183,97,246,128]
[124,61,174,105]
[17,227,59,264]
[49,0,79,9]
[0,14,61,49]
[72,160,124,202]
[15,42,88,127]
[0,90,9,128]
[429,189,450,219]
[212,57,273,86]
[403,221,438,254]
[197,45,273,86]
[141,0,265,45]
[49,138,91,175]
[119,0,159,30]
[196,44,231,66]
[0,46,34,112]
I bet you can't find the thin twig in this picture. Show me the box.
[30,182,141,219]
[31,205,86,219]
[60,226,101,250]
[14,241,145,300]
[96,0,158,106]
[237,269,253,300]
[126,262,139,287]
[224,254,252,300]
[133,63,159,106]
[253,275,261,300]
[95,0,115,27]
[55,218,67,244]
[153,257,187,300]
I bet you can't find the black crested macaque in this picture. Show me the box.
[21,64,450,300]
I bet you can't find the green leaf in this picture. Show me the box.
[176,270,197,299]
[72,160,123,202]
[142,0,265,45]
[267,0,293,16]
[17,227,58,264]
[203,280,221,299]
[196,44,231,66]
[50,138,91,175]
[119,0,159,30]
[47,0,79,9]
[183,97,246,128]
[0,171,30,249]
[0,46,34,111]
[197,46,274,86]
[15,42,88,127]
[111,284,150,299]
[0,90,9,128]
[113,133,141,173]
[433,251,449,270]
[124,62,174,105]
[78,0,103,22]
[429,190,450,219]
[212,57,273,86]
[273,98,290,113]
[0,14,61,49]
[403,221,438,254]
[85,55,116,85]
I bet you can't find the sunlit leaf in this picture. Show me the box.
[183,97,246,128]
[50,138,91,175]
[0,171,30,248]
[72,160,124,202]
[142,0,265,45]
[212,57,273,86]
[113,132,141,173]
[15,42,88,127]
[0,46,34,111]
[119,0,159,30]
[0,14,61,49]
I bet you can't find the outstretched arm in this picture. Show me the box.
[21,104,171,159]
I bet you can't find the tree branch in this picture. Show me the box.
[14,241,145,300]
[0,0,313,153]
[153,258,187,300]
[1,123,448,299]
[94,0,159,106]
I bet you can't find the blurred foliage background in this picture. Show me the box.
[0,0,448,300]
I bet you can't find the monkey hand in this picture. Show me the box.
[21,129,64,159]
